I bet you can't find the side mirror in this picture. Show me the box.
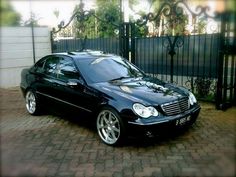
[67,79,84,87]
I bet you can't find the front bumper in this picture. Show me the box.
[126,104,201,137]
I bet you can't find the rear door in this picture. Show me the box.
[34,56,60,102]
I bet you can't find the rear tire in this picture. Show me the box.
[96,107,126,146]
[25,90,41,115]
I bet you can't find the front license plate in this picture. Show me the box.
[176,116,191,126]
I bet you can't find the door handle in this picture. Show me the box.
[67,81,78,86]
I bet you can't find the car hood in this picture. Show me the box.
[91,77,189,105]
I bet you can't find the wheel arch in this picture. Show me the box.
[95,103,128,122]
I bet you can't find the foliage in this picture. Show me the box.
[0,0,21,26]
[151,0,189,36]
[196,18,207,34]
[72,4,96,38]
[195,78,212,97]
[165,12,189,36]
[135,24,149,37]
[226,0,236,12]
[130,11,148,37]
[95,0,120,37]
[71,0,120,38]
[57,26,73,38]
[149,0,166,12]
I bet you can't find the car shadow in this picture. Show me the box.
[43,106,194,148]
[125,128,191,147]
[47,108,97,131]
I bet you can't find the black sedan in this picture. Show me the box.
[20,51,200,146]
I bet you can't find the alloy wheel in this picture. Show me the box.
[97,110,121,145]
[25,91,36,114]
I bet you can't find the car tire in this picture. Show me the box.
[25,90,41,115]
[96,107,126,146]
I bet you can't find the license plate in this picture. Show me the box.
[176,116,191,126]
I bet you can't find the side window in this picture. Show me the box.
[58,57,78,81]
[43,57,59,77]
[35,59,46,73]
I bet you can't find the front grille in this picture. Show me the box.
[161,98,190,116]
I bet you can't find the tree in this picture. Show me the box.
[0,0,21,26]
[226,0,236,12]
[95,0,121,37]
[149,0,166,12]
[130,10,148,37]
[72,3,96,38]
[71,0,121,38]
[147,0,189,36]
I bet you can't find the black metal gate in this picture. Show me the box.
[51,0,235,109]
[127,0,235,109]
[216,11,236,109]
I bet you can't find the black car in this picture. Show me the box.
[20,51,200,146]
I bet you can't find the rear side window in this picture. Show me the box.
[43,57,60,77]
[34,58,46,73]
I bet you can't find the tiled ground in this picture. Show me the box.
[0,87,235,177]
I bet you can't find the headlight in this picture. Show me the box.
[189,92,197,105]
[132,103,158,118]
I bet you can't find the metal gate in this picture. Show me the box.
[51,0,235,109]
[127,0,235,109]
[216,11,236,109]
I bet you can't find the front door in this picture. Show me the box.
[55,56,99,113]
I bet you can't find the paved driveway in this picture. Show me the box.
[0,88,235,177]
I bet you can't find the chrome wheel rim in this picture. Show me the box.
[26,91,36,114]
[97,110,121,144]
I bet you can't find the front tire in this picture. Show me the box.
[25,90,41,115]
[96,108,126,146]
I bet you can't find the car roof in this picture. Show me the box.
[53,50,115,60]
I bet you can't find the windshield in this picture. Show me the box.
[76,56,145,83]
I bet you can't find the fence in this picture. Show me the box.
[135,34,220,78]
[52,37,120,55]
[52,33,222,99]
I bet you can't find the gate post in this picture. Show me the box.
[119,23,130,60]
[216,12,226,109]
[50,31,54,53]
[216,11,236,109]
[123,22,130,60]
[130,23,136,64]
[119,23,124,57]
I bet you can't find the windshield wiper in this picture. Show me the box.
[109,76,131,82]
